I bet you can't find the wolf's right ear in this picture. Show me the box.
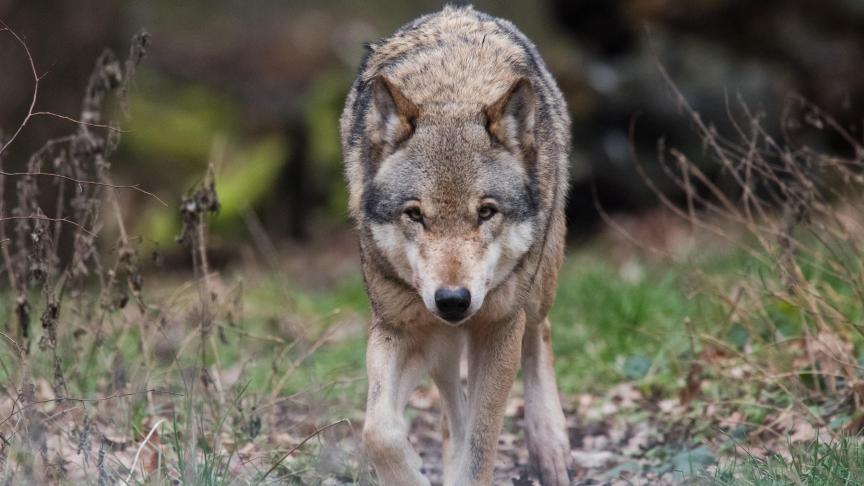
[366,76,420,154]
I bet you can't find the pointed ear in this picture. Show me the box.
[484,78,536,156]
[367,76,420,151]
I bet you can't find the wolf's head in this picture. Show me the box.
[360,76,539,324]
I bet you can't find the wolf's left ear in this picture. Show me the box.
[367,76,420,153]
[484,78,536,157]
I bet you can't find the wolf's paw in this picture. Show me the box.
[526,423,572,486]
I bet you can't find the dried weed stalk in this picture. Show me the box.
[0,21,161,482]
[628,61,864,442]
[0,21,280,484]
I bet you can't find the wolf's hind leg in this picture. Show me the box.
[522,317,572,485]
[363,323,430,486]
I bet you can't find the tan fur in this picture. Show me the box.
[341,6,572,485]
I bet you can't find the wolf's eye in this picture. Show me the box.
[478,204,498,222]
[404,206,424,223]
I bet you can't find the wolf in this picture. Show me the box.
[340,5,572,485]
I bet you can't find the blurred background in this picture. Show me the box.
[2,0,863,262]
[3,3,864,482]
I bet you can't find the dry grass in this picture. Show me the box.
[606,59,864,472]
[0,24,364,485]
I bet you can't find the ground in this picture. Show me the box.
[3,221,864,485]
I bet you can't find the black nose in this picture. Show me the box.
[434,287,471,321]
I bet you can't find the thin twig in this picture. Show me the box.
[0,169,166,206]
[0,389,182,427]
[0,21,125,158]
[30,111,127,132]
[257,419,350,483]
[0,215,96,237]
[0,19,39,157]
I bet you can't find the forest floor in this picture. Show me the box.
[3,221,864,485]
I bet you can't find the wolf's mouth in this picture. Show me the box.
[431,310,472,326]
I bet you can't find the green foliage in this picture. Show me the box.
[240,273,369,405]
[123,72,289,245]
[710,438,864,485]
[305,71,353,221]
[124,72,241,165]
[137,135,287,244]
[549,252,695,393]
[210,137,287,231]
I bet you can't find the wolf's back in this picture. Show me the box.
[340,5,570,218]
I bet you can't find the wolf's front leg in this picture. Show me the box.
[522,317,572,485]
[429,331,468,485]
[450,313,526,485]
[363,322,430,486]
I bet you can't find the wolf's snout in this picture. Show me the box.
[434,287,471,322]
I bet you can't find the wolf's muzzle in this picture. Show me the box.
[434,287,471,322]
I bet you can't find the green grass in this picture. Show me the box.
[710,438,864,485]
[255,243,862,486]
[5,241,863,483]
[236,272,370,404]
[230,248,712,398]
[550,251,696,393]
[233,247,732,397]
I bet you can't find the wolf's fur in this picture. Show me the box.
[340,5,572,485]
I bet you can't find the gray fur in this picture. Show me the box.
[341,5,573,485]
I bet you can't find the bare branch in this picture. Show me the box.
[0,21,126,159]
[0,19,40,157]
